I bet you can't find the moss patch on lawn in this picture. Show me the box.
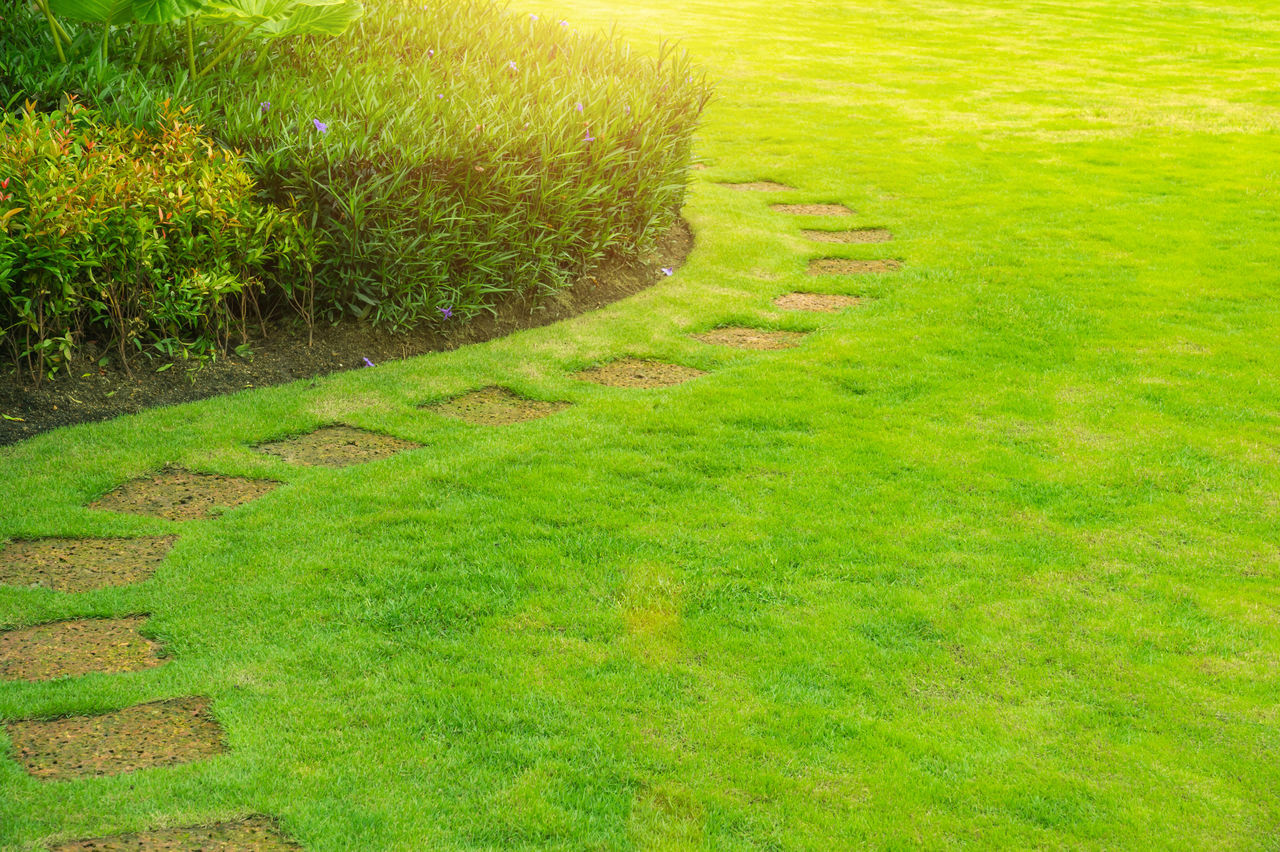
[0,617,163,682]
[0,537,175,593]
[90,470,278,521]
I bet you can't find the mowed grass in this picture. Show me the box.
[3,0,1280,848]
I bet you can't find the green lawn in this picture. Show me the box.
[3,0,1280,848]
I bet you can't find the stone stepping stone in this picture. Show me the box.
[90,470,278,522]
[774,293,865,313]
[0,536,175,593]
[576,358,705,388]
[428,387,569,426]
[256,425,420,468]
[0,616,164,682]
[5,696,224,780]
[694,327,808,350]
[718,181,795,192]
[803,228,892,244]
[808,258,901,275]
[50,815,301,851]
[771,203,853,216]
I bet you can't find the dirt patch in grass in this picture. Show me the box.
[256,425,420,467]
[774,293,865,313]
[5,696,224,780]
[802,228,893,243]
[0,616,163,682]
[719,181,794,192]
[50,815,301,851]
[429,387,570,426]
[90,469,278,521]
[694,328,808,350]
[0,536,175,593]
[576,359,705,388]
[771,203,852,216]
[807,259,902,275]
[0,221,693,446]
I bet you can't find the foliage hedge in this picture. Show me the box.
[1,0,713,346]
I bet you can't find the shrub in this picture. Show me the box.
[0,96,316,380]
[2,0,713,329]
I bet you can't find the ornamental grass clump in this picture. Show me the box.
[0,97,316,380]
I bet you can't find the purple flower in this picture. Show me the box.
[362,357,375,367]
[427,49,435,58]
[260,101,271,114]
[313,119,329,134]
[575,102,583,112]
[508,60,517,71]
[584,131,596,142]
[661,267,674,276]
[624,104,631,115]
[529,13,537,20]
[559,19,568,26]
[438,305,453,319]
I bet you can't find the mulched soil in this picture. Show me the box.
[808,258,902,275]
[428,387,570,426]
[0,221,693,446]
[0,616,163,682]
[802,228,893,243]
[256,425,420,468]
[5,696,224,780]
[718,181,795,192]
[0,536,175,593]
[773,292,866,312]
[50,816,301,851]
[694,327,808,350]
[89,469,278,521]
[770,203,853,216]
[575,359,705,389]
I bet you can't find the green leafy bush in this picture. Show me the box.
[2,0,713,329]
[0,96,316,379]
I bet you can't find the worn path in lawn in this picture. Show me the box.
[3,0,1280,848]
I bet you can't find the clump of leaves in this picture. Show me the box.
[0,96,317,381]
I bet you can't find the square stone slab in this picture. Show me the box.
[0,536,175,593]
[0,616,164,682]
[256,425,420,467]
[774,293,865,313]
[718,181,795,191]
[90,470,278,521]
[802,228,893,244]
[771,203,853,216]
[428,387,570,426]
[694,328,808,350]
[5,696,224,780]
[575,359,705,388]
[808,258,901,275]
[51,815,302,851]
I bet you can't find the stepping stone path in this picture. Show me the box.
[429,387,570,426]
[719,181,795,192]
[0,536,174,592]
[257,425,420,467]
[774,293,865,312]
[51,815,302,851]
[576,358,705,388]
[0,616,163,682]
[5,696,224,780]
[808,258,901,276]
[91,469,277,521]
[803,228,892,244]
[695,327,808,350]
[770,203,853,216]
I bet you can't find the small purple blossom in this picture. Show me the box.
[529,13,537,20]
[575,102,583,112]
[312,118,329,134]
[427,49,435,58]
[584,130,596,142]
[508,60,517,71]
[624,104,631,115]
[559,19,568,26]
[661,267,674,276]
[260,101,271,114]
[438,305,453,319]
[362,357,375,367]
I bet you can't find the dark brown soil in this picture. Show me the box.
[90,469,278,521]
[694,328,808,350]
[774,293,866,313]
[256,425,420,468]
[5,696,224,780]
[808,258,901,275]
[51,815,302,851]
[771,203,853,216]
[0,616,163,682]
[0,536,175,593]
[0,221,693,446]
[575,359,705,389]
[428,387,570,426]
[718,181,795,192]
[802,228,893,243]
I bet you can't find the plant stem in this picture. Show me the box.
[132,26,154,68]
[100,22,110,62]
[36,0,67,63]
[186,18,197,77]
[199,26,253,77]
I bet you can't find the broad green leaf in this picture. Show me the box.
[257,0,361,37]
[200,0,345,27]
[130,0,207,25]
[47,0,132,25]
